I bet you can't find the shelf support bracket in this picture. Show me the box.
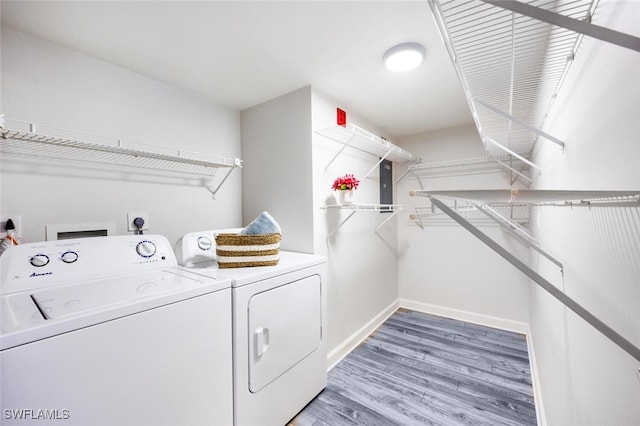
[404,161,426,189]
[207,167,236,199]
[480,0,640,53]
[409,212,424,230]
[326,210,357,239]
[394,159,420,184]
[430,196,640,363]
[487,153,533,184]
[474,203,564,272]
[474,98,565,149]
[374,208,401,236]
[364,148,393,179]
[324,134,357,172]
[485,137,541,173]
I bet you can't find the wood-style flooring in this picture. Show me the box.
[289,308,537,426]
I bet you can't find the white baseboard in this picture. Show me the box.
[326,299,399,370]
[525,327,547,426]
[399,298,529,334]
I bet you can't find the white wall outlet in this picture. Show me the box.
[0,215,22,239]
[127,212,150,232]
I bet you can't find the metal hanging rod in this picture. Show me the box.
[410,189,640,206]
[429,196,640,363]
[480,0,640,52]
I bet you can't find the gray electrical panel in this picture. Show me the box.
[380,159,392,213]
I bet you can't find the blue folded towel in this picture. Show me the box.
[239,211,282,235]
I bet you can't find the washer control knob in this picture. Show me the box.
[136,240,157,258]
[30,254,50,267]
[197,236,213,251]
[60,251,79,264]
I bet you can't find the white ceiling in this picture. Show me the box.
[1,1,473,139]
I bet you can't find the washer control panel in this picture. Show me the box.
[0,235,177,294]
[136,240,157,258]
[60,250,79,264]
[197,236,213,251]
[174,228,242,266]
[29,254,51,267]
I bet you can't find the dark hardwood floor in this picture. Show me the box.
[289,308,537,426]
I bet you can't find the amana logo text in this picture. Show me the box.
[29,272,53,278]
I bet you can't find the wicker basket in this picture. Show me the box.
[215,233,281,268]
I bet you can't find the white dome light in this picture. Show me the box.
[383,42,426,72]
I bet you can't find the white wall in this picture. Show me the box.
[396,125,531,330]
[1,27,241,244]
[529,1,640,424]
[240,86,314,253]
[312,90,399,364]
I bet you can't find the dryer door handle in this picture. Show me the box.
[254,327,270,359]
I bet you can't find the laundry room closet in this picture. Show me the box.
[1,1,640,425]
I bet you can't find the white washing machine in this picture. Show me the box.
[0,235,233,426]
[176,231,327,426]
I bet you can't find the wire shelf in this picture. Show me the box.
[321,203,406,212]
[429,0,596,165]
[411,202,530,224]
[408,153,531,177]
[315,123,419,164]
[0,118,242,177]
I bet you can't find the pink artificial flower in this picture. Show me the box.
[332,174,360,191]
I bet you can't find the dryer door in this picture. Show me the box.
[248,274,321,393]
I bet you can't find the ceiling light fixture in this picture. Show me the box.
[383,42,426,72]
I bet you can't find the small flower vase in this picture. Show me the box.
[337,189,355,205]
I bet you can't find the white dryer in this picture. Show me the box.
[0,235,233,426]
[176,231,327,426]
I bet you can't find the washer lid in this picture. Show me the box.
[1,267,231,350]
[30,268,213,320]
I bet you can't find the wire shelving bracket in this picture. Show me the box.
[321,204,406,239]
